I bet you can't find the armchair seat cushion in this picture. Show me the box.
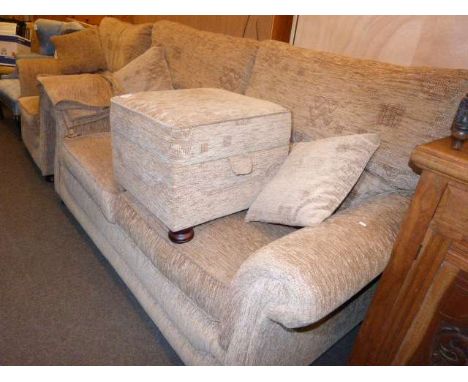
[62,132,122,223]
[0,79,20,116]
[116,193,295,320]
[18,95,40,117]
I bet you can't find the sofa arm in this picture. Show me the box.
[38,73,114,108]
[17,58,61,97]
[221,192,410,362]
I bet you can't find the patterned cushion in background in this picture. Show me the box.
[51,28,108,74]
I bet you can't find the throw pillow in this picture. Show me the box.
[112,47,173,94]
[245,133,380,227]
[51,28,107,74]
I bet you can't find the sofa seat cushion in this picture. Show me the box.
[0,78,20,116]
[116,192,296,321]
[62,132,122,223]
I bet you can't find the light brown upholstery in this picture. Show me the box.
[98,17,153,72]
[246,40,468,192]
[51,28,107,74]
[152,21,259,93]
[18,17,152,177]
[35,20,468,365]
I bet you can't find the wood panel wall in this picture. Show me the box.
[29,15,293,41]
[292,16,468,69]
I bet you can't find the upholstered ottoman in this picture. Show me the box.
[111,88,291,242]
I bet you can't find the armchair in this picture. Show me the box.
[16,17,152,180]
[0,18,83,133]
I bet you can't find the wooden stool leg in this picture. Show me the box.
[168,227,194,244]
[44,175,54,183]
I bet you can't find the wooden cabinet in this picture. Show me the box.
[350,137,468,365]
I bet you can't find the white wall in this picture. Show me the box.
[292,16,468,69]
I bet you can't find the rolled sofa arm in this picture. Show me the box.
[38,73,114,108]
[221,192,410,364]
[17,58,61,97]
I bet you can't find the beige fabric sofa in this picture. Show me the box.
[38,21,468,365]
[16,17,152,179]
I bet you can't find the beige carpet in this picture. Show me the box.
[0,115,357,365]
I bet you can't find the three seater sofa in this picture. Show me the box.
[24,20,468,365]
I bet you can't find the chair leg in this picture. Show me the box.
[44,175,54,183]
[14,115,21,139]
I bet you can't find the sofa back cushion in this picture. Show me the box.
[52,27,107,74]
[99,17,153,72]
[245,40,468,190]
[152,21,259,94]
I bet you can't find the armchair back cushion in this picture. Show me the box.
[246,40,468,191]
[35,18,84,56]
[152,21,259,94]
[51,28,107,74]
[99,17,153,72]
[17,58,61,97]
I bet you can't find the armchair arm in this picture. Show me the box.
[38,73,114,108]
[16,58,61,97]
[221,192,410,364]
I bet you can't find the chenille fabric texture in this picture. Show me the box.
[98,17,153,72]
[246,134,380,227]
[246,40,468,193]
[32,20,461,364]
[111,88,291,231]
[51,28,107,74]
[152,21,259,94]
[111,47,174,94]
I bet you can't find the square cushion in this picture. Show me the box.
[112,46,173,94]
[111,88,291,231]
[98,17,153,72]
[62,132,122,223]
[246,134,380,226]
[35,18,84,56]
[152,21,259,93]
[52,28,107,74]
[246,40,468,191]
